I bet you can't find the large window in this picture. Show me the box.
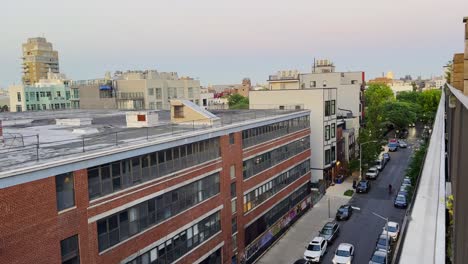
[61,235,80,264]
[325,149,331,165]
[243,137,310,179]
[97,173,220,252]
[244,160,310,213]
[325,100,336,116]
[56,172,75,211]
[125,212,220,264]
[88,138,220,199]
[242,116,309,148]
[331,123,336,138]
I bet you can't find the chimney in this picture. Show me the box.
[464,17,468,95]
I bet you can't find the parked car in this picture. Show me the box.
[366,167,380,180]
[369,249,388,264]
[382,221,400,242]
[293,259,309,264]
[356,180,371,193]
[332,243,354,264]
[376,233,393,254]
[403,178,412,186]
[398,140,408,148]
[388,141,398,152]
[383,153,391,162]
[375,159,386,171]
[394,194,408,208]
[319,222,340,243]
[304,236,328,262]
[398,187,409,197]
[336,205,353,221]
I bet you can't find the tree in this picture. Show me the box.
[380,101,418,130]
[364,84,394,127]
[417,89,442,124]
[228,94,249,109]
[396,91,420,103]
[445,61,453,84]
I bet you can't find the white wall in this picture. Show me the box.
[249,89,337,182]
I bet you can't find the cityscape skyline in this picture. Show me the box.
[2,0,467,87]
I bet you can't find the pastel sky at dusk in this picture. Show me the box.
[1,0,467,87]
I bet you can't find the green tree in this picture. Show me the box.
[381,101,418,130]
[364,84,394,126]
[445,61,453,84]
[396,91,420,103]
[417,89,442,124]
[228,94,249,109]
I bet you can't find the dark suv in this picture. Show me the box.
[336,205,353,220]
[318,222,340,243]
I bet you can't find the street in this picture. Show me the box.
[256,126,420,264]
[320,127,419,263]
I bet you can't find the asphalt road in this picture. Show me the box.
[320,127,420,264]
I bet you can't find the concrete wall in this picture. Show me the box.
[269,81,300,90]
[249,89,337,182]
[8,85,25,112]
[74,84,117,109]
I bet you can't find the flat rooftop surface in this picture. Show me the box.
[0,108,304,174]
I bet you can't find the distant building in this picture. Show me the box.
[9,70,71,112]
[209,78,251,98]
[22,37,59,85]
[70,73,117,110]
[114,70,201,110]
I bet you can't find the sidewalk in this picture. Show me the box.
[255,177,354,264]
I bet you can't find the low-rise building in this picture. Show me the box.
[0,105,312,264]
[9,70,71,112]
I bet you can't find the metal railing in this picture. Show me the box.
[0,108,307,170]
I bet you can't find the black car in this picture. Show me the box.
[292,260,308,264]
[356,180,371,193]
[336,205,353,221]
[394,194,408,208]
[318,221,340,243]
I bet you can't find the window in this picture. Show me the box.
[188,87,194,98]
[40,91,45,97]
[61,235,80,264]
[148,88,154,96]
[331,146,336,162]
[325,149,331,165]
[174,106,184,118]
[97,173,220,252]
[229,133,235,144]
[231,199,237,214]
[310,81,316,88]
[232,233,238,251]
[331,100,336,115]
[231,182,236,198]
[331,123,336,138]
[325,125,330,141]
[156,102,163,109]
[323,80,327,87]
[57,91,61,97]
[17,92,21,102]
[56,172,75,211]
[47,91,52,99]
[155,88,162,99]
[230,165,236,179]
[325,101,330,116]
[232,217,237,234]
[137,114,146,122]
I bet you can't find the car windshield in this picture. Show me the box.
[358,182,367,187]
[378,238,388,246]
[338,207,348,213]
[321,228,332,235]
[396,196,406,202]
[386,226,398,232]
[375,161,381,165]
[368,168,377,173]
[371,253,385,263]
[307,244,321,251]
[336,249,350,257]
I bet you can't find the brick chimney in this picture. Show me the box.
[464,17,468,95]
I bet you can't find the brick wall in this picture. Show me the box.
[452,53,464,91]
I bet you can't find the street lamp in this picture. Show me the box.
[372,212,389,264]
[359,140,379,180]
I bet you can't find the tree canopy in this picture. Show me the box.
[380,101,418,129]
[228,94,249,109]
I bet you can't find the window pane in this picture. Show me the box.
[56,172,75,211]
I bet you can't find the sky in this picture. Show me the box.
[0,0,467,88]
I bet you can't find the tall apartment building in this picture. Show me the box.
[0,105,312,264]
[114,70,202,110]
[22,37,59,85]
[9,70,71,112]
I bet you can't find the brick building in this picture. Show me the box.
[0,108,312,264]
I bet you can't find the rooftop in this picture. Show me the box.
[0,107,308,176]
